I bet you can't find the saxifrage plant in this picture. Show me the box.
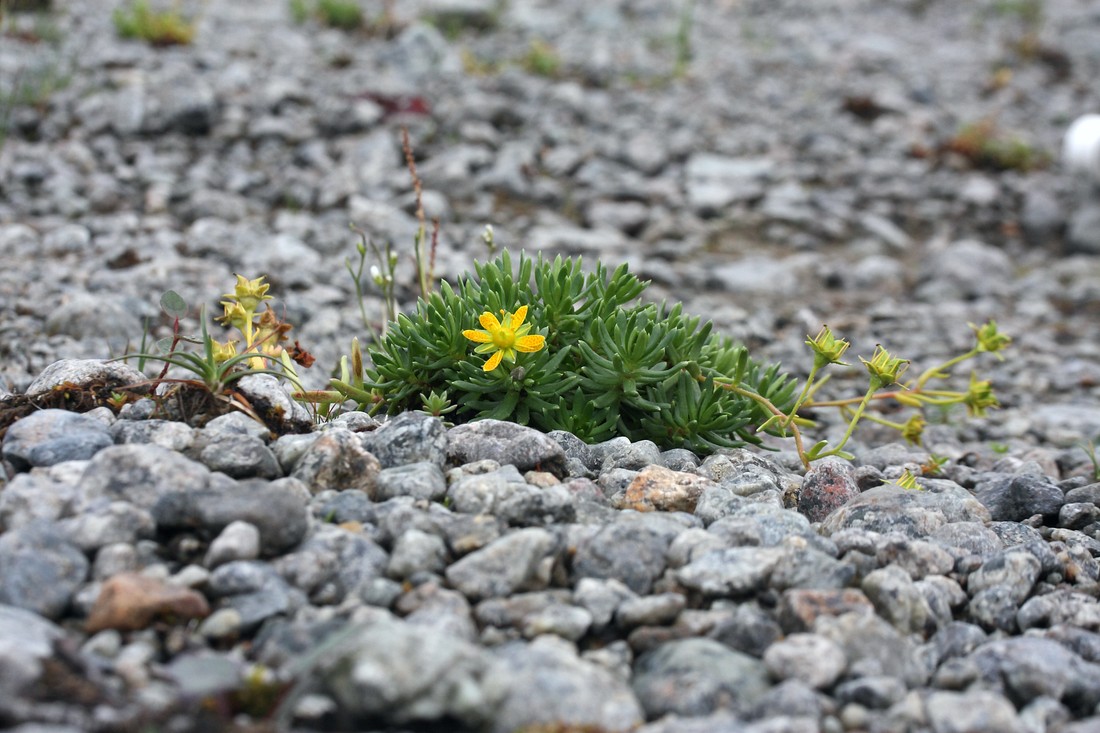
[333,249,800,455]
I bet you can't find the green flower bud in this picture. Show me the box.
[971,320,1011,358]
[861,345,908,389]
[806,325,850,369]
[963,372,999,416]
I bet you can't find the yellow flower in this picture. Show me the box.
[217,301,252,332]
[463,305,546,372]
[225,274,272,314]
[211,338,239,363]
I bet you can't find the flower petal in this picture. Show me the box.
[479,311,501,332]
[463,329,492,344]
[511,305,528,329]
[483,349,503,371]
[515,334,546,353]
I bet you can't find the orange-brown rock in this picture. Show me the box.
[618,465,719,513]
[85,573,210,633]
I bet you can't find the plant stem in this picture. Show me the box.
[716,378,810,470]
[825,384,878,458]
[784,362,821,429]
[915,349,977,389]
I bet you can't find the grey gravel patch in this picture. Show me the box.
[2,0,1100,729]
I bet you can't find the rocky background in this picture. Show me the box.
[2,0,1100,732]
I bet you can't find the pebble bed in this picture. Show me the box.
[3,1,1100,732]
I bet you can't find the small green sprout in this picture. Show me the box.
[523,39,561,77]
[893,470,922,491]
[419,390,457,421]
[316,0,362,29]
[113,0,196,46]
[1080,439,1100,481]
[920,454,950,477]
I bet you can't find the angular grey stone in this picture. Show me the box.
[814,611,929,686]
[694,485,749,525]
[44,293,142,346]
[616,593,686,629]
[572,513,688,594]
[834,675,907,709]
[769,542,855,591]
[709,602,782,658]
[925,690,1026,733]
[197,433,281,479]
[445,464,526,515]
[929,522,1004,558]
[475,590,574,630]
[0,471,79,530]
[633,638,771,718]
[974,474,1065,521]
[78,444,213,510]
[1067,203,1100,255]
[315,617,498,728]
[445,527,558,601]
[0,604,65,699]
[388,528,448,579]
[207,560,302,629]
[291,428,381,495]
[375,461,448,502]
[821,483,991,538]
[968,550,1041,600]
[152,476,309,555]
[362,411,448,468]
[3,409,114,471]
[110,419,195,452]
[485,635,644,733]
[968,637,1100,712]
[0,521,88,619]
[600,439,663,471]
[685,154,773,214]
[572,578,637,632]
[875,535,957,579]
[275,523,388,602]
[520,602,593,641]
[397,582,478,642]
[204,520,262,568]
[763,633,847,689]
[1017,590,1100,631]
[447,420,567,476]
[677,546,784,597]
[59,501,155,552]
[861,564,935,636]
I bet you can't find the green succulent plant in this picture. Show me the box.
[347,250,798,454]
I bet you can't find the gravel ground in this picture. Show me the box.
[3,0,1100,731]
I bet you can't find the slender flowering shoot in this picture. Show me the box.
[463,305,546,371]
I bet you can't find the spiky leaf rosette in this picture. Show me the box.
[359,250,797,454]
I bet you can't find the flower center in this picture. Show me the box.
[492,327,515,348]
